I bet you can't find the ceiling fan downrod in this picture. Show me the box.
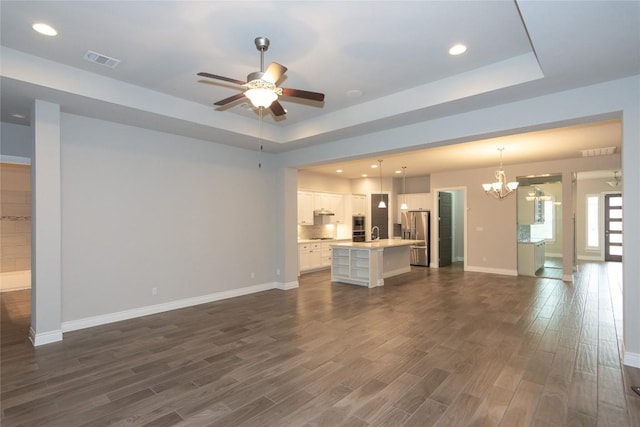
[255,36,269,72]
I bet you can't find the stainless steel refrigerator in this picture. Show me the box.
[401,210,431,266]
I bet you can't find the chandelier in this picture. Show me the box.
[482,147,519,199]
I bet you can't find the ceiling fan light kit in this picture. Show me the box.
[198,36,324,116]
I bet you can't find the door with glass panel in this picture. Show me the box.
[604,193,622,262]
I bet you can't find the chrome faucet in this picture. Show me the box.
[371,226,380,241]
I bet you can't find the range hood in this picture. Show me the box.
[313,208,335,225]
[313,209,335,216]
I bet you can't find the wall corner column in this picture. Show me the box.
[30,100,63,345]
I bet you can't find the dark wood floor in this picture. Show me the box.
[2,262,639,426]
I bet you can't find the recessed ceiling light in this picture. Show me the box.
[346,89,363,98]
[395,170,402,174]
[449,43,467,55]
[32,22,57,36]
[336,169,343,173]
[371,164,378,169]
[362,174,368,177]
[11,113,26,119]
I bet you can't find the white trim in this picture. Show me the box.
[0,155,31,165]
[577,255,604,261]
[623,350,640,369]
[29,327,63,346]
[465,266,519,276]
[544,252,562,258]
[275,280,299,290]
[62,282,277,333]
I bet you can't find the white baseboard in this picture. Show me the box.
[577,255,604,261]
[275,280,299,290]
[29,327,63,346]
[623,350,640,368]
[465,266,519,276]
[62,282,280,333]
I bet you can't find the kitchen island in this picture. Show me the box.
[330,239,423,287]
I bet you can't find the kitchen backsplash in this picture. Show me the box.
[518,224,531,242]
[298,224,336,240]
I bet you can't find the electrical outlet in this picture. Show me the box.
[276,268,281,276]
[152,287,157,295]
[250,272,255,279]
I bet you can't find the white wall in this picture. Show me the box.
[60,114,279,323]
[297,170,351,193]
[1,122,31,159]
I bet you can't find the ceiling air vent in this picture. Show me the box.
[580,146,616,157]
[84,50,120,68]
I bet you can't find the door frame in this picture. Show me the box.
[432,186,467,269]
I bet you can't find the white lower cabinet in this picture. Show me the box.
[299,241,339,273]
[321,242,332,267]
[518,241,546,276]
[299,243,322,273]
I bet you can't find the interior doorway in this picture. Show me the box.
[516,174,563,279]
[438,191,452,267]
[0,161,32,346]
[0,162,32,292]
[436,189,465,269]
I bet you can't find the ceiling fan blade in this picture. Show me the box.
[281,87,325,102]
[197,72,246,86]
[214,92,246,106]
[263,62,287,84]
[269,100,286,116]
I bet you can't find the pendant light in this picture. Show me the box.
[400,166,408,210]
[377,159,386,208]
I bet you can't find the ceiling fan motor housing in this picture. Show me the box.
[254,37,270,51]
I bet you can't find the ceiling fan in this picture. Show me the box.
[197,37,325,117]
[607,171,622,188]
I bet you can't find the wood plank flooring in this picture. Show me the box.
[1,262,639,426]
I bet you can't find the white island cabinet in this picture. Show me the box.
[330,239,423,287]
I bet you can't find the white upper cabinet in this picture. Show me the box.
[297,191,314,225]
[351,194,367,217]
[299,191,345,224]
[327,193,345,224]
[517,187,545,225]
[398,193,431,218]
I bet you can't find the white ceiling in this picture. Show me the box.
[1,1,638,176]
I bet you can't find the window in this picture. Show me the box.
[530,200,554,241]
[586,195,599,248]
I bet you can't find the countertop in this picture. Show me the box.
[330,239,424,249]
[298,238,351,244]
[518,239,546,244]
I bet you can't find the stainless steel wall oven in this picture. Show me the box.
[352,215,365,242]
